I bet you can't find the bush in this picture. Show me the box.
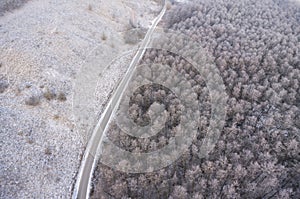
[43,87,56,100]
[57,91,67,101]
[101,32,107,41]
[123,28,146,45]
[0,77,9,93]
[25,94,40,106]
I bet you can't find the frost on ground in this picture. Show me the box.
[0,107,80,198]
[0,0,160,198]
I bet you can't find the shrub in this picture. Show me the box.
[57,91,67,101]
[0,78,9,93]
[25,94,40,106]
[43,87,56,100]
[123,28,146,44]
[101,32,107,41]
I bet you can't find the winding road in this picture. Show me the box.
[72,1,166,198]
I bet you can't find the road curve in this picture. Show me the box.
[72,1,167,198]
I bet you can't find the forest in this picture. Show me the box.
[91,0,300,198]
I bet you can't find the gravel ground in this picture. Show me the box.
[0,0,160,197]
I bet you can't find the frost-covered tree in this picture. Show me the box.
[91,0,300,198]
